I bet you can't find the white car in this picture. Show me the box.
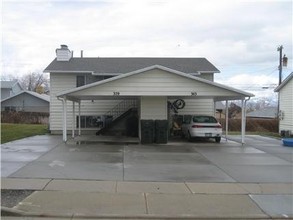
[181,115,222,143]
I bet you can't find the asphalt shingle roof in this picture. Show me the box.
[1,91,50,103]
[44,57,220,74]
[1,80,18,89]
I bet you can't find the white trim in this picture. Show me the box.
[44,70,94,74]
[62,98,67,142]
[78,101,81,136]
[198,70,220,74]
[72,102,75,138]
[274,72,293,92]
[92,73,121,76]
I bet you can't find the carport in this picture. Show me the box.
[56,65,253,144]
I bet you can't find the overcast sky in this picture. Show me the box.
[1,0,292,98]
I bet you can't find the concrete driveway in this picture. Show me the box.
[2,135,293,218]
[2,134,292,183]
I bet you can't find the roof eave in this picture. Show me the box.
[274,72,293,92]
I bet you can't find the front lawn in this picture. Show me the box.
[1,123,48,144]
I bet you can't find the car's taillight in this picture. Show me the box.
[192,125,203,128]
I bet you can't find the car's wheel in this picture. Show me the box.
[181,132,185,138]
[215,137,221,143]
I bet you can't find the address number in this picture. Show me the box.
[191,92,197,96]
[113,92,120,96]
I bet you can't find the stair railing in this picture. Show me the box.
[105,99,137,121]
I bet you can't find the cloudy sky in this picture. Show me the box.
[1,0,292,99]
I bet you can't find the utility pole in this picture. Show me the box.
[277,45,288,85]
[276,45,288,129]
[277,45,283,85]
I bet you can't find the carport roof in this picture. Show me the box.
[57,65,254,101]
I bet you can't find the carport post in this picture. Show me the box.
[241,99,246,145]
[62,98,67,142]
[225,100,229,141]
[78,101,81,136]
[72,101,75,138]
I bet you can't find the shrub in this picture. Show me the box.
[219,118,278,133]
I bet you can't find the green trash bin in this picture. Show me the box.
[141,120,155,144]
[155,120,168,144]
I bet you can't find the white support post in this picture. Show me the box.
[241,99,246,145]
[213,100,216,117]
[78,101,81,136]
[225,100,229,141]
[62,98,67,142]
[72,101,75,138]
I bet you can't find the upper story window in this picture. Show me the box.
[76,74,115,87]
[76,75,86,87]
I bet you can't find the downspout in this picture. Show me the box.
[57,96,67,142]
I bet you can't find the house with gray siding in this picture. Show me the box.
[1,91,50,113]
[274,72,293,135]
[1,80,23,100]
[44,45,253,143]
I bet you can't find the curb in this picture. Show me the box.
[1,207,272,219]
[1,206,26,216]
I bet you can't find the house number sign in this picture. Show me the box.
[113,91,120,96]
[191,92,197,96]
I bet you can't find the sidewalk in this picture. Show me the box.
[2,178,293,219]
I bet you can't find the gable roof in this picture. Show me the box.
[44,57,220,74]
[57,65,253,100]
[0,80,22,89]
[1,90,50,103]
[274,72,293,92]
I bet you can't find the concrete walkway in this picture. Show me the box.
[2,178,293,219]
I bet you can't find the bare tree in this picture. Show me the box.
[19,72,49,94]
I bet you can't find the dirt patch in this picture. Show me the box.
[1,190,34,209]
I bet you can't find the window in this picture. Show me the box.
[193,116,217,123]
[76,116,104,128]
[76,75,86,87]
[4,106,16,112]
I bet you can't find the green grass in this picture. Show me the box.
[1,123,48,144]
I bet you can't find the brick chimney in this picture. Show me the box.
[56,44,73,61]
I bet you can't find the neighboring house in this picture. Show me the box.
[44,45,254,142]
[274,72,293,135]
[1,80,23,100]
[1,90,50,113]
[215,101,226,121]
[246,107,277,119]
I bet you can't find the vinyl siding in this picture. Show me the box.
[50,73,120,132]
[141,96,167,120]
[70,69,241,98]
[170,99,214,115]
[51,69,221,132]
[1,89,11,100]
[279,78,293,133]
[1,93,49,113]
[198,73,214,81]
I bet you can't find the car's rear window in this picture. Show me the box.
[193,116,218,123]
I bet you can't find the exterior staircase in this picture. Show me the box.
[97,100,138,135]
[105,99,137,122]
